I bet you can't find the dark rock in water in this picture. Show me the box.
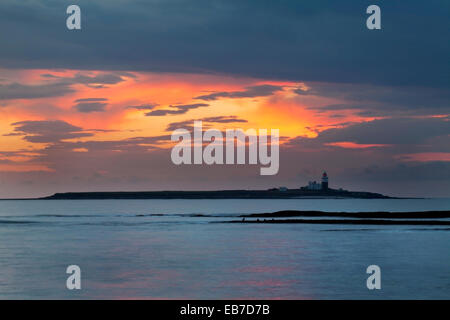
[230,218,450,226]
[242,210,450,219]
[227,209,450,226]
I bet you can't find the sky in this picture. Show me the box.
[0,0,449,198]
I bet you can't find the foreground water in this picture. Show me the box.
[0,198,449,299]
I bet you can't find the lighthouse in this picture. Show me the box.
[321,171,329,190]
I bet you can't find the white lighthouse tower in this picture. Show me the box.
[321,171,329,190]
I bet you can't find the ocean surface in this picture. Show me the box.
[0,198,449,299]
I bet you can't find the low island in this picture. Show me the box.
[40,188,391,200]
[33,171,395,200]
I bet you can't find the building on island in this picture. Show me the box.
[302,171,329,191]
[307,181,321,190]
[321,171,328,190]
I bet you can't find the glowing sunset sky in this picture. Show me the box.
[0,69,367,169]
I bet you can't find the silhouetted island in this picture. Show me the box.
[30,171,400,200]
[40,188,392,200]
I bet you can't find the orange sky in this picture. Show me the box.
[0,69,374,171]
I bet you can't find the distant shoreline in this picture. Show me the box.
[0,188,398,200]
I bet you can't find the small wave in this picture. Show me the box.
[181,213,237,218]
[76,220,204,227]
[408,228,450,231]
[321,228,378,232]
[134,213,236,218]
[34,214,103,218]
[0,220,39,224]
[0,214,104,218]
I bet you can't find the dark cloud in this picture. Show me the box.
[74,102,108,113]
[348,162,450,182]
[73,97,109,113]
[0,82,74,100]
[40,74,59,79]
[194,85,283,101]
[54,135,171,154]
[126,104,158,110]
[316,117,450,145]
[0,72,126,100]
[74,98,108,103]
[0,150,32,157]
[41,72,125,86]
[70,73,124,85]
[289,117,450,147]
[307,104,365,112]
[145,103,208,116]
[2,132,24,137]
[166,115,248,131]
[298,83,450,116]
[87,128,119,133]
[10,120,94,143]
[7,119,171,151]
[145,109,182,116]
[1,1,447,88]
[200,116,249,124]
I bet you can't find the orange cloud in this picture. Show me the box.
[325,142,391,149]
[397,152,450,162]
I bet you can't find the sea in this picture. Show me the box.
[0,198,449,299]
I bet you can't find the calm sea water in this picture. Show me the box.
[0,198,449,299]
